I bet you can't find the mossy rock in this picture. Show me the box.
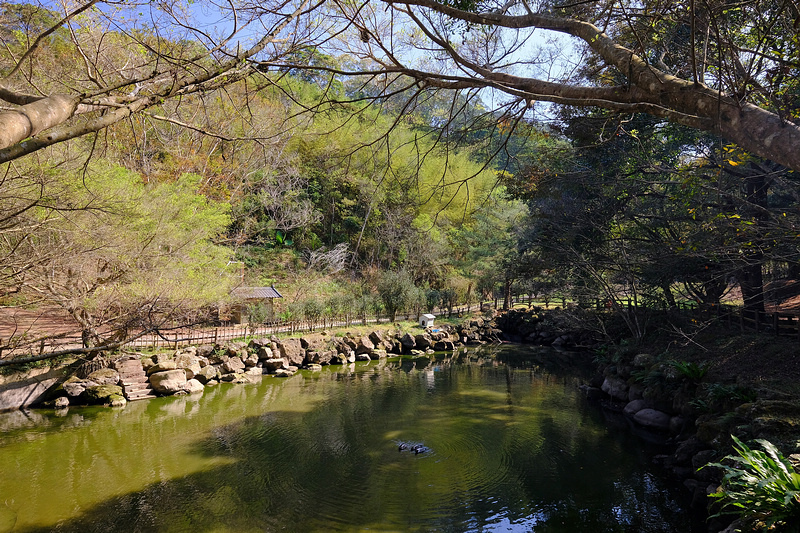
[696,413,740,445]
[740,400,800,451]
[83,385,124,405]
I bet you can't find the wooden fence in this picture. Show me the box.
[12,294,797,357]
[123,304,486,350]
[3,304,481,357]
[591,298,800,339]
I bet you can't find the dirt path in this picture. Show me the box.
[0,307,80,340]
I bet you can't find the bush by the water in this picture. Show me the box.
[707,436,800,531]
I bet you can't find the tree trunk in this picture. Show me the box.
[744,172,768,312]
[661,282,677,309]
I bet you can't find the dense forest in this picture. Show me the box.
[0,0,799,356]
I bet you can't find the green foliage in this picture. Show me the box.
[246,302,274,324]
[709,383,757,405]
[440,287,458,317]
[425,288,441,312]
[17,164,233,336]
[377,269,419,321]
[667,360,710,383]
[689,383,757,414]
[706,436,800,530]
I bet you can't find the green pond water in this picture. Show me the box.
[0,345,694,532]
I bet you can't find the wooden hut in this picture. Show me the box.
[230,286,283,324]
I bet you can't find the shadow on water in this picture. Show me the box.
[6,347,696,533]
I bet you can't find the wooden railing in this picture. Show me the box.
[3,304,485,357]
[589,298,800,339]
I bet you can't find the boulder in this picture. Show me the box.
[248,338,271,351]
[370,349,388,359]
[140,358,156,372]
[276,338,306,366]
[355,353,371,361]
[83,385,124,405]
[601,376,629,401]
[399,333,416,351]
[628,384,645,401]
[414,334,432,349]
[692,449,719,481]
[87,368,119,386]
[196,344,215,357]
[183,364,202,380]
[368,330,384,345]
[263,358,288,372]
[433,340,455,351]
[429,330,447,341]
[152,353,172,364]
[355,335,375,355]
[244,353,259,368]
[274,368,296,378]
[469,317,485,328]
[256,346,273,360]
[54,396,70,409]
[623,399,648,417]
[149,369,188,395]
[306,350,336,365]
[207,351,229,365]
[225,341,248,357]
[670,415,686,435]
[222,357,245,374]
[183,379,205,394]
[579,385,604,401]
[633,353,655,368]
[147,360,177,376]
[181,345,198,357]
[342,336,358,351]
[194,365,219,384]
[633,408,672,432]
[673,436,707,465]
[109,396,127,407]
[306,364,322,371]
[301,333,329,352]
[331,351,356,364]
[220,374,250,384]
[175,353,199,369]
[62,376,97,397]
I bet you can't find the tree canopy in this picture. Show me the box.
[0,0,798,170]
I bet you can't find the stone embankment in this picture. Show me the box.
[45,318,508,408]
[14,308,599,411]
[494,308,600,349]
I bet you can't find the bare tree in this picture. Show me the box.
[0,0,318,161]
[2,0,798,171]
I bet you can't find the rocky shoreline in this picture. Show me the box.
[47,316,509,408]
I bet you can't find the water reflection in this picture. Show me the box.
[0,346,694,532]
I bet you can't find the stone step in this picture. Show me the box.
[114,357,160,401]
[122,382,151,392]
[117,360,143,365]
[122,383,156,400]
[118,372,147,381]
[118,366,146,375]
[117,367,146,375]
[126,390,158,401]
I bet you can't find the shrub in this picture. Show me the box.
[706,436,800,530]
[668,360,710,383]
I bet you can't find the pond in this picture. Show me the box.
[0,345,696,532]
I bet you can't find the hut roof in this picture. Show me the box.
[231,286,283,299]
